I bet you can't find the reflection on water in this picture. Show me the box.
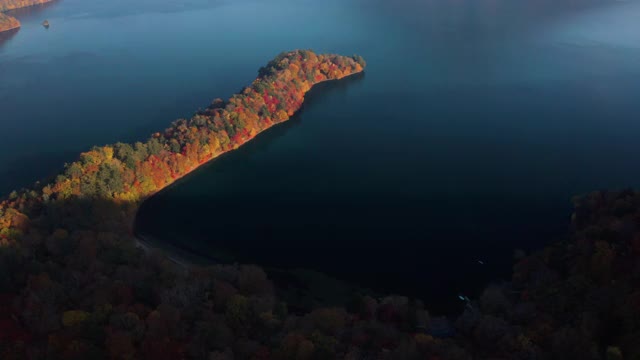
[0,27,18,47]
[136,72,367,235]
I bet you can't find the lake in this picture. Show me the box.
[3,0,640,312]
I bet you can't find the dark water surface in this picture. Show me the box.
[3,0,640,312]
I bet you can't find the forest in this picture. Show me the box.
[1,50,639,359]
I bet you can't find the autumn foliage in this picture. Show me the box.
[11,50,365,208]
[0,0,51,12]
[1,49,639,359]
[0,12,20,32]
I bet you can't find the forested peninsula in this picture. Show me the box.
[0,0,53,33]
[1,50,640,359]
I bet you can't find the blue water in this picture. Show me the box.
[3,0,640,311]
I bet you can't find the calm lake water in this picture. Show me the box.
[3,0,640,311]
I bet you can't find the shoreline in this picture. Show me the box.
[137,70,363,201]
[134,233,197,270]
[0,0,53,12]
[0,13,20,33]
[0,23,19,32]
[0,0,55,33]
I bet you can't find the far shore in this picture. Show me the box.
[0,0,55,33]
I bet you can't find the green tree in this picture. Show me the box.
[147,138,164,156]
[134,142,149,162]
[114,142,136,168]
[96,163,124,196]
[169,139,181,153]
[353,55,366,68]
[65,162,84,179]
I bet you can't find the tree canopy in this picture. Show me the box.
[0,12,20,32]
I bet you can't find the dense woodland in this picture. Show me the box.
[0,50,639,359]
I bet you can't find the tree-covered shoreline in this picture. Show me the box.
[1,50,639,359]
[0,0,51,12]
[0,12,20,32]
[0,0,54,33]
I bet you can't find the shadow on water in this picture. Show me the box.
[301,71,366,107]
[135,73,371,306]
[135,71,366,239]
[131,68,554,315]
[133,115,310,264]
[0,27,19,47]
[133,65,507,314]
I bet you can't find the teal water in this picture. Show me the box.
[3,0,640,311]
